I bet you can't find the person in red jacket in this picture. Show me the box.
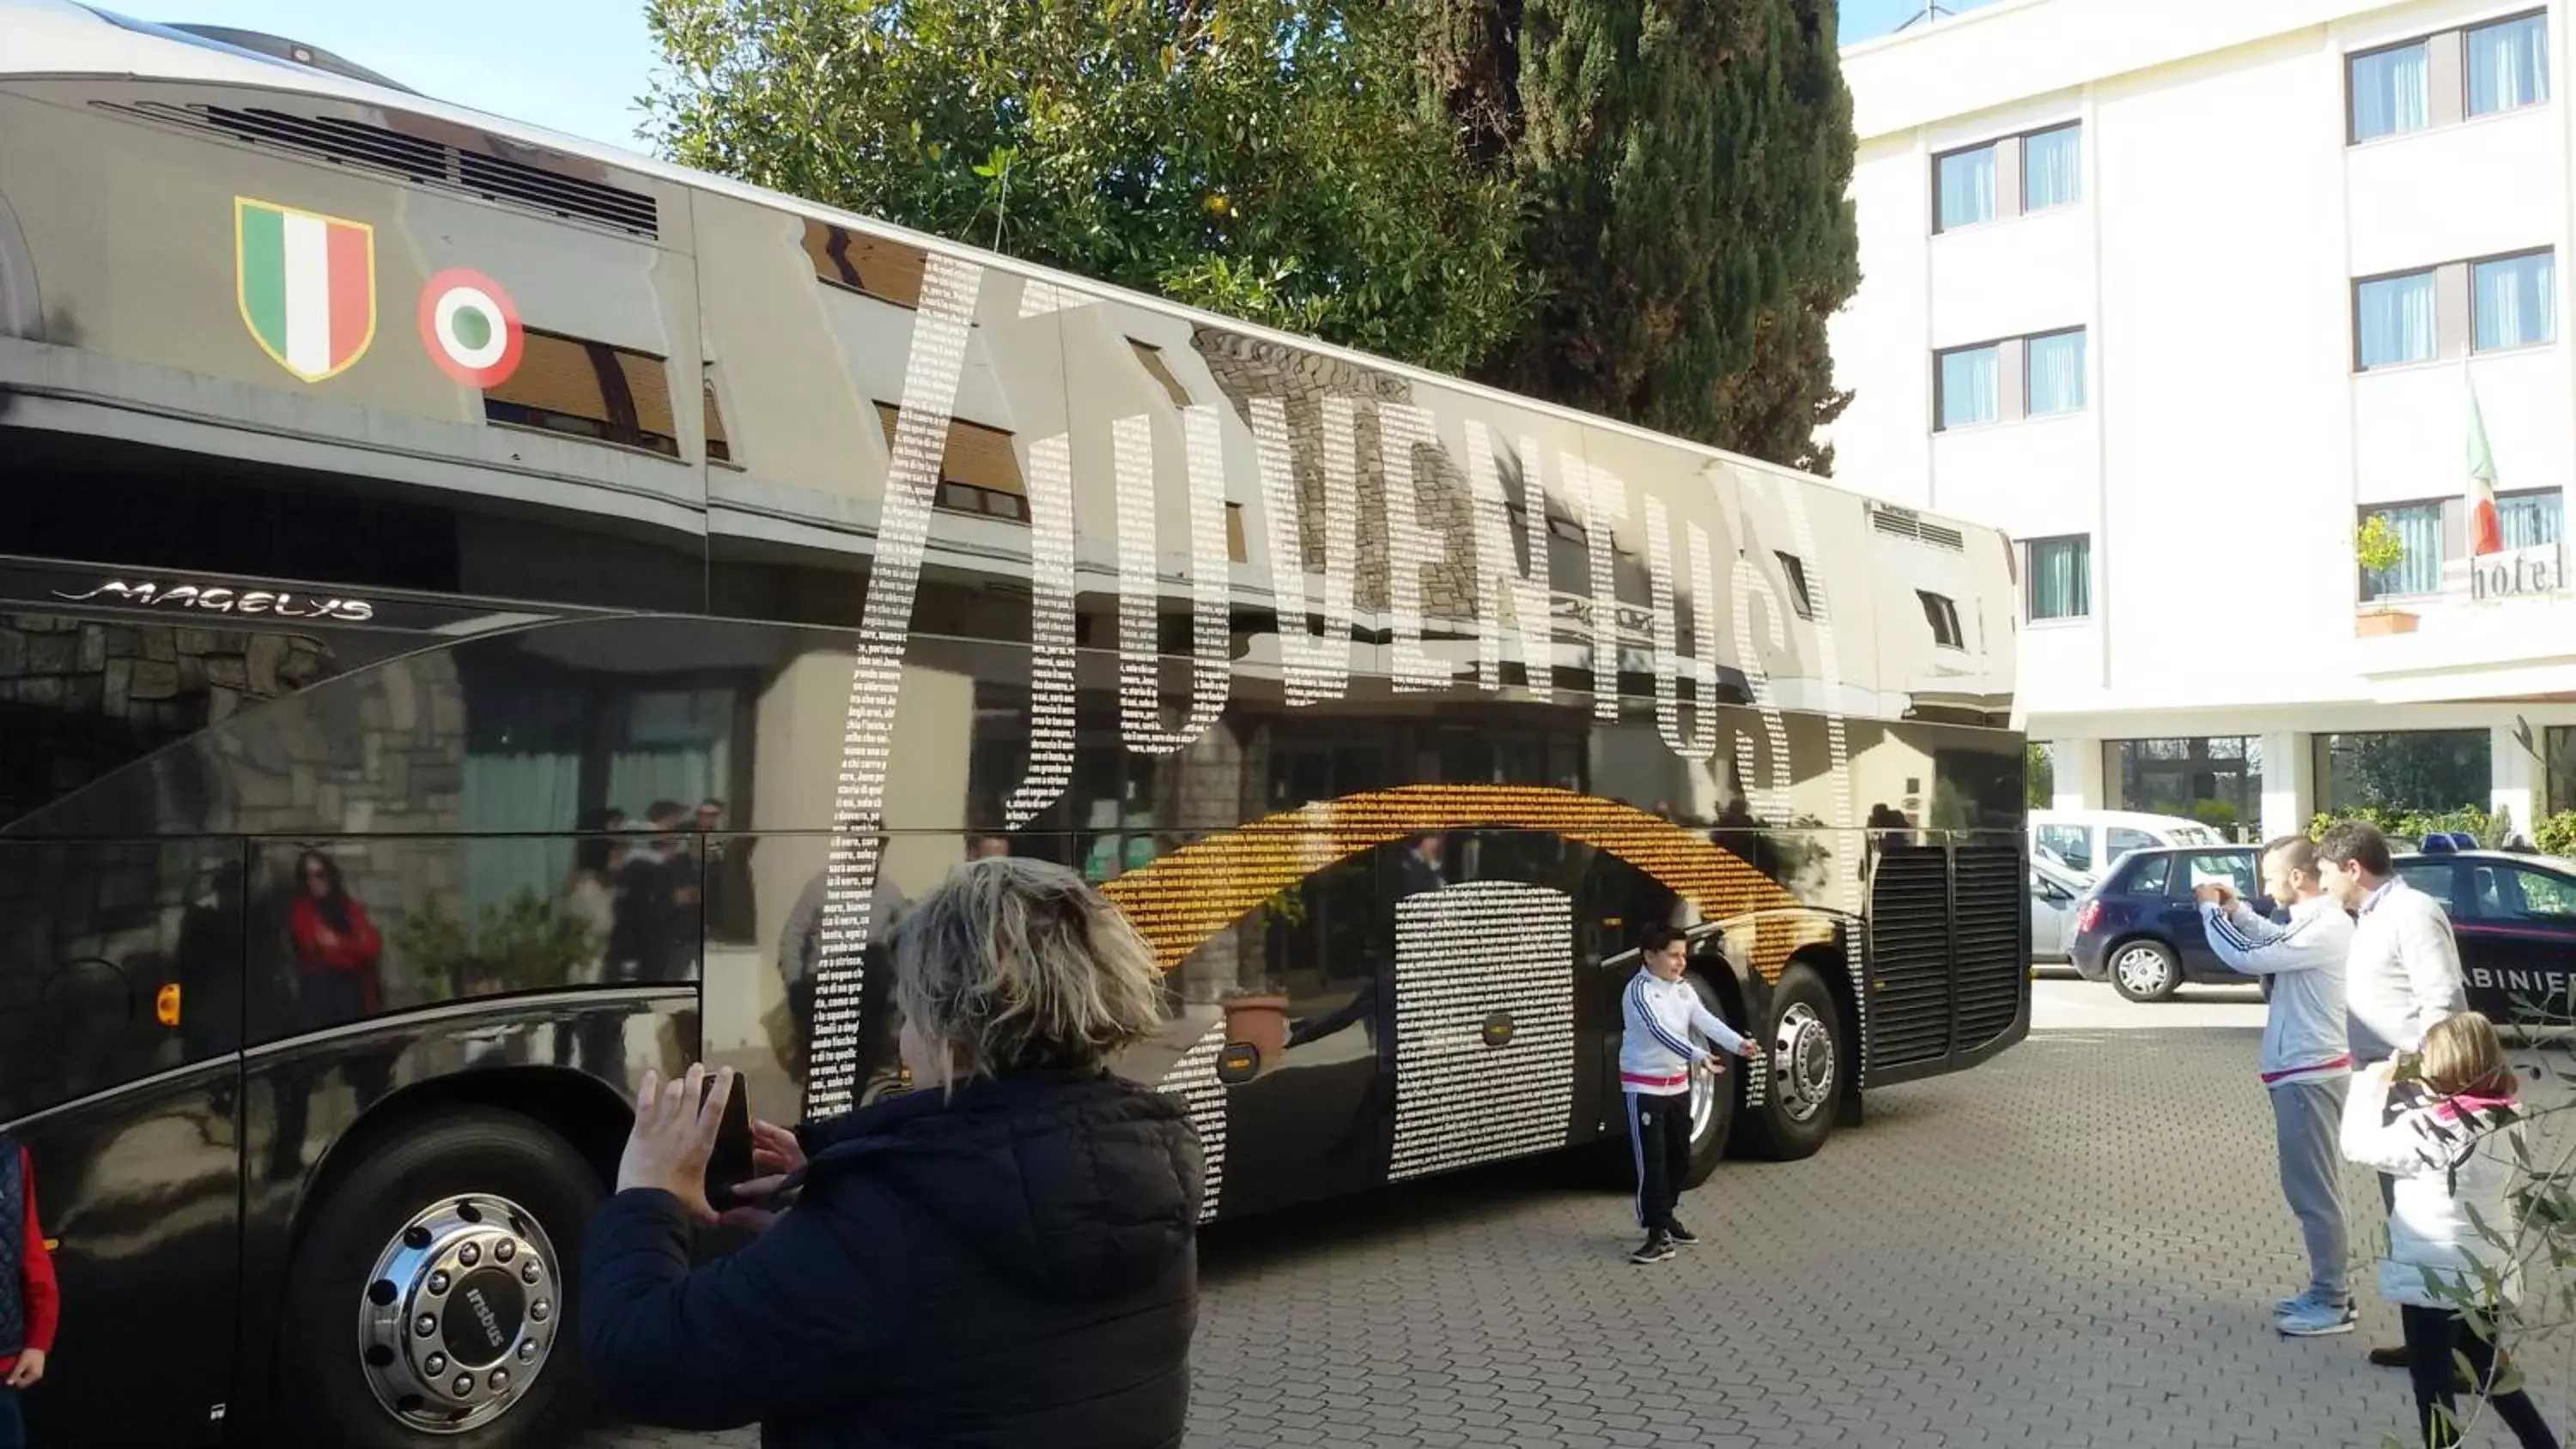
[271,851,392,1181]
[285,850,386,1017]
[0,1133,60,1449]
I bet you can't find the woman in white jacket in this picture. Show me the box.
[2342,1011,2560,1449]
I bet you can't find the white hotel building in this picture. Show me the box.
[1831,0,2576,843]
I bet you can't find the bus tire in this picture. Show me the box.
[1735,963,1846,1162]
[275,1108,602,1449]
[1593,973,1737,1191]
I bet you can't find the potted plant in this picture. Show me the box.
[1222,985,1291,1067]
[394,889,597,1002]
[2354,515,2421,636]
[1220,887,1305,1070]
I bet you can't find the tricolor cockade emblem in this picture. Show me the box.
[234,197,376,383]
[418,268,525,388]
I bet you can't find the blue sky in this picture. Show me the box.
[154,0,1996,151]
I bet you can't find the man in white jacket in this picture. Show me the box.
[2196,834,2354,1337]
[2316,820,2468,1370]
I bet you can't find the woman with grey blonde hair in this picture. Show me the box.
[892,853,1172,1087]
[580,855,1205,1449]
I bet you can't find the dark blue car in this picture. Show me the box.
[2069,845,2273,1002]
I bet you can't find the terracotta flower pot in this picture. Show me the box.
[2354,608,2419,637]
[1222,992,1291,1070]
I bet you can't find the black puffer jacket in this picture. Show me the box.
[580,1068,1204,1448]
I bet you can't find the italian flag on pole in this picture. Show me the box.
[2467,366,2503,557]
[234,197,376,383]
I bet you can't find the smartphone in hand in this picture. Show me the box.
[700,1071,756,1213]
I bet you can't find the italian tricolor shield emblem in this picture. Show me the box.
[234,197,376,383]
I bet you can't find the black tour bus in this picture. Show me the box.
[0,5,2029,1445]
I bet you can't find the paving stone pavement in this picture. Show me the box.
[580,1022,2575,1448]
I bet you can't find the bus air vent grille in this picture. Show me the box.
[1951,844,2026,1049]
[1865,845,1951,1067]
[94,100,659,240]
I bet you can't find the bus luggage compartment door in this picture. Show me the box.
[1385,881,1575,1182]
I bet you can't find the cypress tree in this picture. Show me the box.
[1430,1,1860,470]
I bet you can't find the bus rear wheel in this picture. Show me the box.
[276,1108,601,1449]
[1735,964,1847,1162]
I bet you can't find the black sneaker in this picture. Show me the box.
[1629,1234,1676,1264]
[1666,1220,1699,1246]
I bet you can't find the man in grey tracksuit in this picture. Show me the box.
[2197,834,2355,1337]
[2316,820,2469,1371]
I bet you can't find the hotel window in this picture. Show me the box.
[2358,501,2443,599]
[2026,536,2091,621]
[1935,143,1996,230]
[2349,39,2432,141]
[2025,329,2087,415]
[873,403,1029,522]
[2469,13,2550,117]
[2021,124,2081,211]
[2500,489,2563,549]
[1130,341,1192,407]
[702,376,735,466]
[2354,270,2437,369]
[804,220,928,309]
[1917,590,1965,650]
[1936,328,2087,429]
[484,330,681,458]
[1934,123,2081,232]
[1774,551,1814,619]
[2350,15,2550,142]
[2474,249,2556,352]
[1935,343,2002,428]
[2318,730,2492,815]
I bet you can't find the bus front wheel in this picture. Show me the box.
[276,1108,601,1449]
[1735,964,1847,1162]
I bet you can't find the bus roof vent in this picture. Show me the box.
[1868,503,1965,552]
[92,100,659,239]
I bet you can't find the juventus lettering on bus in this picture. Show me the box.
[799,265,1857,1115]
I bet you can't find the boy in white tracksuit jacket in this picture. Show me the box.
[1619,925,1759,1264]
[2195,836,2354,1336]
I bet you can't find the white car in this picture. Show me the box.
[2030,809,2227,882]
[2028,854,2093,961]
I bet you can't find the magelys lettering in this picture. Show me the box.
[51,579,374,621]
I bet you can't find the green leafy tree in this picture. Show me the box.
[2355,513,2406,575]
[1424,0,1861,467]
[2024,741,2053,809]
[644,0,1534,374]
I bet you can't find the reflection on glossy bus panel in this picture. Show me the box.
[0,9,2024,1446]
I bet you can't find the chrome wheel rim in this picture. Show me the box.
[2114,947,2172,998]
[358,1194,560,1436]
[1687,1060,1719,1142]
[1774,1003,1838,1124]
